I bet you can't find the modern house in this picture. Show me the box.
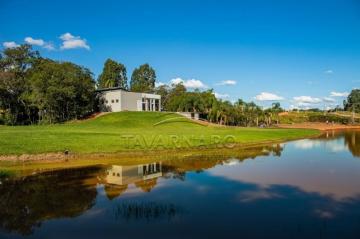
[97,87,161,112]
[99,162,162,199]
[103,162,162,186]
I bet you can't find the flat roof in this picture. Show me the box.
[95,87,128,92]
[96,87,161,98]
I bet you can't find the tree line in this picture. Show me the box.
[155,83,284,126]
[0,45,157,125]
[1,44,359,126]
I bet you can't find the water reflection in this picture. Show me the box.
[211,132,360,199]
[0,167,100,235]
[320,130,360,157]
[100,162,162,199]
[113,201,182,222]
[1,131,360,238]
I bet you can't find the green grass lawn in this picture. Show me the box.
[0,112,319,155]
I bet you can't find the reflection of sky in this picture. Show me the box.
[293,139,347,152]
[209,136,360,200]
[22,165,360,239]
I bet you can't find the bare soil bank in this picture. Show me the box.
[277,123,360,131]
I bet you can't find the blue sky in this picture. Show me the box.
[1,0,360,109]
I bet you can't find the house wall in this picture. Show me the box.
[101,90,122,112]
[121,91,142,111]
[105,163,162,186]
[98,89,161,112]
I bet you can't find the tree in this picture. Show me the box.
[0,44,39,125]
[344,89,360,113]
[154,84,170,109]
[130,64,156,93]
[270,102,283,125]
[98,59,127,89]
[28,59,95,123]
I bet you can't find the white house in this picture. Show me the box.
[97,87,161,112]
[104,162,162,186]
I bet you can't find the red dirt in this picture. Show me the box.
[277,122,360,131]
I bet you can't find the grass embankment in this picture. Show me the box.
[0,112,318,156]
[279,111,360,124]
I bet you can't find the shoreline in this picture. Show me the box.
[0,133,321,167]
[277,123,360,131]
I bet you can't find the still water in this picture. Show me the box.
[1,130,360,239]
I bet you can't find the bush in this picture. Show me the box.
[308,114,351,124]
[279,112,360,124]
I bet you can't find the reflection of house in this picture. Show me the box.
[105,162,162,186]
[97,87,161,112]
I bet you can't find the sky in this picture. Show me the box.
[1,0,360,109]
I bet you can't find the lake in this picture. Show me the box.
[1,130,360,239]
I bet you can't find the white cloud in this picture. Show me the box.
[324,69,333,74]
[216,80,236,86]
[323,97,336,103]
[293,96,322,104]
[24,37,44,46]
[60,33,74,41]
[330,91,349,97]
[3,41,19,48]
[170,78,183,85]
[24,37,55,50]
[255,92,284,101]
[170,77,207,89]
[155,82,166,87]
[297,102,312,108]
[60,32,90,50]
[43,43,55,50]
[291,96,323,109]
[214,92,230,99]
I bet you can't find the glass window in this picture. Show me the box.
[155,99,159,111]
[116,99,119,103]
[111,99,114,103]
[142,98,146,111]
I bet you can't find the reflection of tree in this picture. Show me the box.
[113,201,182,221]
[162,144,284,180]
[344,131,360,157]
[104,185,128,200]
[315,130,360,158]
[0,167,100,235]
[271,144,283,157]
[135,178,158,192]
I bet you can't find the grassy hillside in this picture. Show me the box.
[0,112,318,155]
[279,111,360,124]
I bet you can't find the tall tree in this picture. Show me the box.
[0,44,39,125]
[28,59,95,123]
[154,84,170,109]
[98,59,127,89]
[130,64,156,93]
[344,89,360,113]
